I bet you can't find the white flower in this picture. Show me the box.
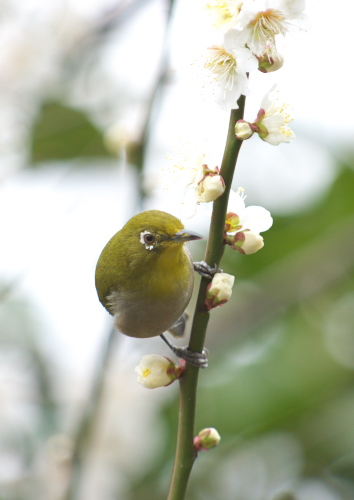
[104,122,137,155]
[227,187,273,233]
[196,173,225,203]
[206,272,235,309]
[205,30,258,110]
[225,188,272,254]
[205,0,243,30]
[234,86,295,145]
[229,0,308,57]
[257,85,295,145]
[166,139,224,217]
[135,354,181,389]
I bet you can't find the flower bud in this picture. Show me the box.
[135,354,183,389]
[197,173,225,203]
[194,427,221,452]
[226,230,264,255]
[104,122,137,155]
[235,120,254,140]
[205,272,235,310]
[257,52,284,73]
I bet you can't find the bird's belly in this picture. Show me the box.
[108,288,192,339]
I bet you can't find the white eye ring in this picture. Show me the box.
[140,231,156,250]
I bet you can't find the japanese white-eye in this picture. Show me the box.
[95,210,203,343]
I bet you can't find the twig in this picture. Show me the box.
[167,96,246,500]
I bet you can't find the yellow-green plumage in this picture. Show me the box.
[95,210,201,339]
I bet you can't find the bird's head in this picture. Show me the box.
[122,210,202,255]
[121,210,202,256]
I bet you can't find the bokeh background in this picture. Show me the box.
[1,0,354,499]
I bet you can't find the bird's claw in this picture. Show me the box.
[193,261,223,280]
[160,334,208,368]
[172,346,209,369]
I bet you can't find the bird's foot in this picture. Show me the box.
[160,334,208,368]
[193,261,223,280]
[172,346,209,369]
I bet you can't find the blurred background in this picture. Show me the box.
[1,0,354,499]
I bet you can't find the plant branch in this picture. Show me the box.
[167,95,246,500]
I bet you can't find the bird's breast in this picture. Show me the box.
[108,245,194,338]
[143,245,193,299]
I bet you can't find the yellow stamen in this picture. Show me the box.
[142,368,152,379]
[250,9,286,53]
[280,126,293,137]
[205,46,237,91]
[207,1,234,28]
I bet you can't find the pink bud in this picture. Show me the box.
[194,428,221,452]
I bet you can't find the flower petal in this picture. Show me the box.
[227,187,247,214]
[135,354,177,389]
[242,205,273,232]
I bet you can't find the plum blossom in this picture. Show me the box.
[235,120,254,140]
[225,188,272,254]
[235,86,295,145]
[205,273,235,309]
[205,29,258,110]
[256,85,295,145]
[228,0,308,57]
[197,170,225,203]
[166,140,225,217]
[135,355,183,389]
[257,49,284,73]
[226,230,265,254]
[205,0,243,30]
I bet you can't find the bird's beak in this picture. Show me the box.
[169,229,203,242]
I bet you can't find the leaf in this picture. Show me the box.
[30,102,114,164]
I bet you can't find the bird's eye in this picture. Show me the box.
[143,233,155,245]
[140,231,157,249]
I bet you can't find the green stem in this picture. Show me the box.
[167,96,246,500]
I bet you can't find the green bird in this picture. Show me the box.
[95,210,212,367]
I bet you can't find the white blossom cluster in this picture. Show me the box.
[204,0,308,110]
[225,187,273,253]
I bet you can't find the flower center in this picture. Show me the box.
[205,46,237,91]
[207,1,234,28]
[272,102,293,124]
[142,368,152,379]
[250,9,286,53]
[279,125,293,137]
